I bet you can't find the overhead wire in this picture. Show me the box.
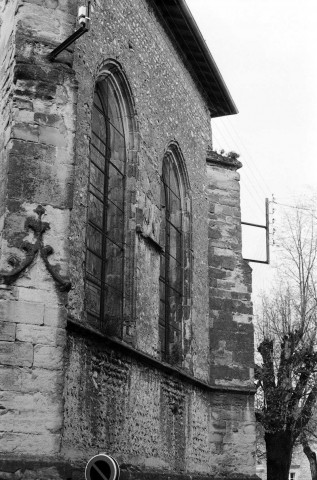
[212,121,268,211]
[215,116,270,199]
[271,200,317,221]
[211,109,278,264]
[211,118,270,262]
[212,128,266,216]
[212,131,269,265]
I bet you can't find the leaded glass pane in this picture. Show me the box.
[160,185,166,249]
[159,279,165,301]
[105,239,123,291]
[110,124,125,173]
[106,203,124,246]
[88,193,104,228]
[108,163,124,210]
[168,223,182,261]
[93,91,103,111]
[168,255,182,292]
[86,281,101,316]
[169,328,182,361]
[90,144,105,172]
[104,284,123,323]
[169,191,181,227]
[169,164,180,199]
[108,82,124,135]
[90,162,104,197]
[168,292,182,330]
[87,224,103,257]
[91,132,106,156]
[86,250,102,282]
[92,104,107,141]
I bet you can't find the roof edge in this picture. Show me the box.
[179,0,238,116]
[151,0,238,118]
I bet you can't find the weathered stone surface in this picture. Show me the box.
[0,322,16,341]
[0,432,61,455]
[0,341,33,367]
[0,390,63,433]
[0,365,63,393]
[63,331,256,477]
[16,324,66,346]
[33,345,63,370]
[207,160,254,388]
[0,300,44,325]
[44,305,67,328]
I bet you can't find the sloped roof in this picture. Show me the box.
[151,0,238,118]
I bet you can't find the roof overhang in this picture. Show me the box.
[150,0,238,118]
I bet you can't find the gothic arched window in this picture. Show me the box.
[85,76,126,332]
[159,151,188,363]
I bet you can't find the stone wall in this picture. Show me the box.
[206,151,254,386]
[0,0,77,466]
[0,0,257,478]
[67,0,213,376]
[0,0,18,222]
[63,328,256,479]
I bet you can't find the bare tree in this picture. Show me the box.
[301,432,317,480]
[255,206,317,480]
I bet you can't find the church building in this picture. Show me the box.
[0,0,257,478]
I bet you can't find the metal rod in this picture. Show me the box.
[243,259,270,265]
[265,197,270,264]
[47,25,89,61]
[241,221,266,229]
[47,2,91,61]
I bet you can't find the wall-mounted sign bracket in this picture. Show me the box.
[242,198,270,264]
[47,3,91,61]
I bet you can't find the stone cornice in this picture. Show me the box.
[206,151,242,171]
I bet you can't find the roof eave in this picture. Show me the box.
[151,0,238,118]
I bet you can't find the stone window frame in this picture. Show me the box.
[159,142,192,365]
[85,59,138,337]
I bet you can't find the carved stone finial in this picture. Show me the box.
[0,205,71,292]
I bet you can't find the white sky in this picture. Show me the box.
[186,0,317,298]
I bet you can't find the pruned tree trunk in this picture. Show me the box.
[302,436,317,480]
[265,431,293,480]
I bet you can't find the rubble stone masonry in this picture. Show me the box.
[0,0,258,479]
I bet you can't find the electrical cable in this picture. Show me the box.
[212,128,268,217]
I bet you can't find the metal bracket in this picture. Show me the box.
[47,3,91,62]
[242,198,270,264]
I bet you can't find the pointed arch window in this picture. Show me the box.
[159,152,185,362]
[85,77,126,332]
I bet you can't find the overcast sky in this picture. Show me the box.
[186,0,317,297]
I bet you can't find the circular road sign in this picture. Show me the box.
[85,453,119,480]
